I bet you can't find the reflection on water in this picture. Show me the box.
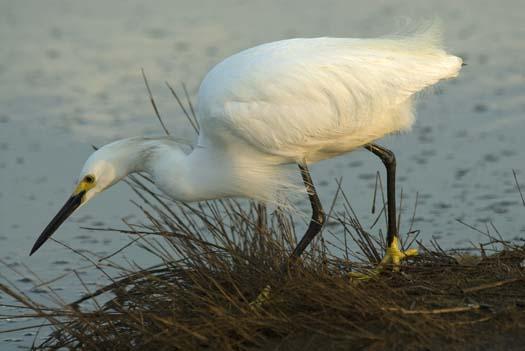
[1,0,525,348]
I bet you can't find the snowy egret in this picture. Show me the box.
[31,25,462,270]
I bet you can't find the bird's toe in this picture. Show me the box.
[249,285,272,310]
[349,237,417,280]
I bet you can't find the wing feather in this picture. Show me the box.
[197,27,462,160]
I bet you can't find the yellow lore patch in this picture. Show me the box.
[73,176,96,196]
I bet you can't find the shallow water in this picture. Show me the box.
[1,0,525,348]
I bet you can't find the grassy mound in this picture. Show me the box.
[2,174,524,350]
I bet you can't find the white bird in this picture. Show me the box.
[31,24,462,269]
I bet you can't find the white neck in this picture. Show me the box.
[117,137,296,204]
[143,144,236,202]
[94,136,300,205]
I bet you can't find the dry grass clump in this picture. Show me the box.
[2,175,524,350]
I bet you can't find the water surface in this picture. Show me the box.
[1,0,524,348]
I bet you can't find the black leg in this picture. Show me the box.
[251,163,325,307]
[289,162,326,261]
[364,143,397,247]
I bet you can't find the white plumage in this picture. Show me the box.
[31,25,462,255]
[197,28,462,163]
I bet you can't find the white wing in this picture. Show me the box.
[196,28,462,161]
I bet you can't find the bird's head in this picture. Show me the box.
[30,140,139,255]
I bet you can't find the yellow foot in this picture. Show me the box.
[249,285,272,309]
[349,237,418,281]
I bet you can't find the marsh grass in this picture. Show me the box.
[2,181,524,350]
[1,78,524,350]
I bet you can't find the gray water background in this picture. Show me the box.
[1,0,524,348]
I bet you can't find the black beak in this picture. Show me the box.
[30,191,85,256]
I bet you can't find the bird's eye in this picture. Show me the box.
[84,175,95,184]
